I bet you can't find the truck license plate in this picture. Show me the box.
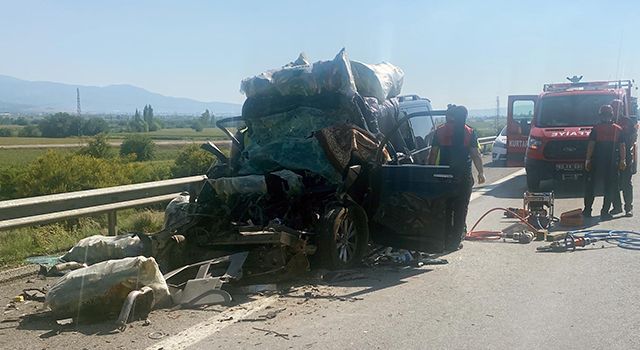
[555,163,583,171]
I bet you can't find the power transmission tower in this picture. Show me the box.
[495,96,500,133]
[76,88,82,116]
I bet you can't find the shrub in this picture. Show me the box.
[79,134,113,158]
[120,134,156,161]
[0,150,171,199]
[120,210,164,233]
[171,144,214,177]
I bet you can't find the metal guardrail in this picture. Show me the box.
[478,136,497,154]
[478,136,497,145]
[0,175,207,235]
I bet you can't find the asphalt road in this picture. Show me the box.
[1,155,639,350]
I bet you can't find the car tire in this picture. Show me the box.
[314,204,369,270]
[526,168,541,191]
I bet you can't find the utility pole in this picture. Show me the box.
[495,96,500,134]
[76,88,82,116]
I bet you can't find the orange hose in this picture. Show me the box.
[465,207,539,241]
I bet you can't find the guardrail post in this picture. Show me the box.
[108,210,117,236]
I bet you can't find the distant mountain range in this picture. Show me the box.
[0,75,241,115]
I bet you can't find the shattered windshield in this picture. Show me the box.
[537,94,617,127]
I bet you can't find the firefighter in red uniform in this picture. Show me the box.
[611,113,636,217]
[428,105,485,251]
[583,105,626,220]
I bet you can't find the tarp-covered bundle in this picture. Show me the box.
[237,49,404,182]
[45,256,170,320]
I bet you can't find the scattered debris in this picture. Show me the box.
[22,288,46,302]
[163,253,247,308]
[252,327,290,340]
[148,331,166,340]
[233,284,278,295]
[241,308,287,322]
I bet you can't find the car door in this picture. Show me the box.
[506,95,538,166]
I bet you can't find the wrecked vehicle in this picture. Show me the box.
[152,49,465,276]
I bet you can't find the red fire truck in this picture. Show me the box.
[504,79,637,191]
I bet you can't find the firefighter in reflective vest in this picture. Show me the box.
[428,105,485,251]
[583,104,626,220]
[611,113,636,217]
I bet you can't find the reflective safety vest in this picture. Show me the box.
[433,123,477,175]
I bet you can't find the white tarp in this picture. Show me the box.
[45,256,170,319]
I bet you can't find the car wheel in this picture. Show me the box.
[526,168,541,191]
[315,204,369,270]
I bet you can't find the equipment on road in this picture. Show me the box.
[465,207,540,243]
[537,229,640,252]
[523,191,556,229]
[505,192,557,230]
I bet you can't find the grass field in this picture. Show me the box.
[0,127,231,146]
[0,143,199,167]
[111,127,229,140]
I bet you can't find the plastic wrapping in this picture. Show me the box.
[240,49,357,98]
[45,256,170,320]
[163,192,190,229]
[209,175,267,198]
[62,234,148,265]
[351,61,404,102]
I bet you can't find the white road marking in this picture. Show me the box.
[145,295,278,350]
[470,168,526,202]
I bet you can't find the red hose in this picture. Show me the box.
[465,207,539,241]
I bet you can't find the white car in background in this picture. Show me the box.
[492,126,507,163]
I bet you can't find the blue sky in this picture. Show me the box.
[1,0,638,109]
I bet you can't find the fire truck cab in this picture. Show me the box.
[513,79,637,191]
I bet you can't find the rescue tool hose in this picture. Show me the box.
[566,230,640,251]
[465,207,540,241]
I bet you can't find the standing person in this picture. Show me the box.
[428,105,485,251]
[611,114,636,217]
[583,105,626,220]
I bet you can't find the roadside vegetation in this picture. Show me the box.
[0,210,166,268]
[0,131,221,268]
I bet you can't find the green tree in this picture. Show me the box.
[79,134,112,158]
[128,109,148,132]
[18,125,41,137]
[120,134,156,161]
[191,121,204,132]
[39,113,82,137]
[81,117,110,136]
[200,109,211,126]
[143,105,159,132]
[171,144,215,177]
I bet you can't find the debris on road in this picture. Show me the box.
[252,326,290,340]
[537,230,640,252]
[365,247,448,267]
[22,288,46,302]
